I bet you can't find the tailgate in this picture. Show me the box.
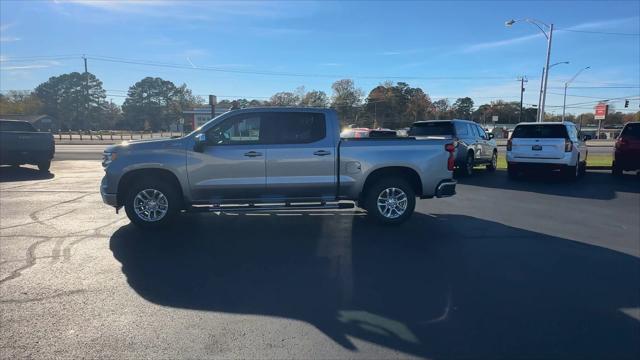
[511,138,565,159]
[0,132,54,152]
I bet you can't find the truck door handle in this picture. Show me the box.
[244,151,262,157]
[313,150,331,156]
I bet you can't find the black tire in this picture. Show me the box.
[37,160,51,172]
[612,161,623,176]
[486,151,497,171]
[364,177,416,225]
[461,152,474,177]
[507,164,519,179]
[563,156,580,181]
[124,178,180,229]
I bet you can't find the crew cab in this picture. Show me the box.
[612,122,640,176]
[507,121,588,180]
[0,119,55,172]
[101,108,457,228]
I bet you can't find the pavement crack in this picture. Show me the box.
[0,238,52,285]
[0,289,87,304]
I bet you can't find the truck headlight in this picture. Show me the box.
[102,152,117,168]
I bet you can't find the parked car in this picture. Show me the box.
[0,119,55,172]
[506,122,588,180]
[408,119,497,176]
[101,108,457,228]
[612,122,640,176]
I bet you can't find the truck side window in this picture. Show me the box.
[454,122,469,137]
[206,114,262,145]
[476,125,488,139]
[266,112,326,144]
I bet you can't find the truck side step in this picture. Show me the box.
[189,201,355,213]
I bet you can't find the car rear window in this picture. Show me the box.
[511,124,568,139]
[0,121,36,132]
[620,123,640,139]
[408,122,454,137]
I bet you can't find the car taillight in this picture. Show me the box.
[506,139,512,151]
[564,139,573,152]
[445,143,455,171]
[615,138,627,149]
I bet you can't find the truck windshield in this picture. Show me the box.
[0,121,37,132]
[512,124,568,139]
[408,122,454,137]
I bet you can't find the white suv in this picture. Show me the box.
[507,122,588,180]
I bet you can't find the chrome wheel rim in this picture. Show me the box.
[376,187,408,219]
[133,189,169,222]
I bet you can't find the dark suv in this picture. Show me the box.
[612,122,640,175]
[409,119,497,176]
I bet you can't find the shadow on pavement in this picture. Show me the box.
[110,212,640,359]
[456,169,639,200]
[0,165,54,182]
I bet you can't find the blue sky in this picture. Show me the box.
[1,0,639,115]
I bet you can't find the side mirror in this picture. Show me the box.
[194,133,207,152]
[487,133,495,140]
[583,135,592,141]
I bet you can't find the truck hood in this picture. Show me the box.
[104,137,186,153]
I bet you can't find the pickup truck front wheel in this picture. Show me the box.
[365,178,416,225]
[124,179,179,228]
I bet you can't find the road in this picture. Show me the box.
[54,144,615,161]
[1,161,638,359]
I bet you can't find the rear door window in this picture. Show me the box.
[265,112,326,144]
[0,121,36,132]
[476,125,488,139]
[408,122,454,137]
[512,124,569,139]
[621,123,640,139]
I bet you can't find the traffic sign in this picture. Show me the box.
[594,103,608,120]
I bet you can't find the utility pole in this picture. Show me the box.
[518,76,527,122]
[537,67,545,122]
[83,55,89,128]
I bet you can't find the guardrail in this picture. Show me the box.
[53,130,182,141]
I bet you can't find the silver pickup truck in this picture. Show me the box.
[101,108,456,227]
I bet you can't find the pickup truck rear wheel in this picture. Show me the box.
[124,179,179,228]
[37,160,51,172]
[365,178,415,225]
[486,151,497,171]
[460,152,474,177]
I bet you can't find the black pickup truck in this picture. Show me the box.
[0,120,55,172]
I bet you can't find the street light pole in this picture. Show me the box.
[539,23,554,123]
[562,66,591,121]
[505,19,555,123]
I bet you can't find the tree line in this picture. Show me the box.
[1,71,637,131]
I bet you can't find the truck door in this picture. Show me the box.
[187,112,266,202]
[263,112,336,200]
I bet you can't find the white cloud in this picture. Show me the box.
[461,33,543,53]
[459,16,640,54]
[380,49,424,56]
[0,36,21,42]
[0,61,61,71]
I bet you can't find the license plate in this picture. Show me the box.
[532,145,542,151]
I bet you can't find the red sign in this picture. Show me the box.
[594,103,608,120]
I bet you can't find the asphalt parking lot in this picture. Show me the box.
[1,161,638,359]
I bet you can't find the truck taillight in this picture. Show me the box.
[445,143,455,171]
[615,138,627,149]
[564,139,573,152]
[506,139,512,151]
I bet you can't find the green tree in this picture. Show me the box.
[452,97,474,119]
[433,99,451,120]
[35,72,107,130]
[269,92,300,106]
[331,79,363,125]
[122,77,200,130]
[0,90,42,115]
[300,90,328,107]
